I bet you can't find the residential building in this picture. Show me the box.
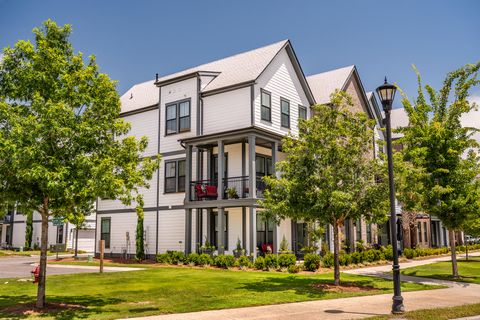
[95,40,387,258]
[0,207,96,252]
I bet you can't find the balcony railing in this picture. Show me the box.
[189,176,268,201]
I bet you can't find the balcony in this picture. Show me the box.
[189,176,267,201]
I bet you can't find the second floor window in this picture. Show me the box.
[281,98,290,128]
[165,159,186,193]
[166,100,191,135]
[261,90,271,122]
[298,105,307,121]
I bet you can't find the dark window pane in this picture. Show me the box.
[266,158,273,175]
[166,105,177,120]
[261,91,270,107]
[256,156,265,175]
[179,101,189,117]
[165,162,176,178]
[281,114,289,127]
[179,116,190,131]
[281,100,289,114]
[166,119,177,134]
[178,160,186,192]
[298,106,307,120]
[165,177,176,193]
[261,105,271,122]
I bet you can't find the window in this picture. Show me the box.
[165,99,190,135]
[261,90,271,122]
[101,218,111,249]
[256,154,272,177]
[298,105,307,121]
[355,219,362,243]
[423,221,428,243]
[165,159,186,193]
[281,98,290,128]
[212,154,228,182]
[417,222,422,242]
[210,211,228,250]
[366,224,372,244]
[257,215,274,249]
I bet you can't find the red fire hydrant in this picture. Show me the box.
[31,266,40,284]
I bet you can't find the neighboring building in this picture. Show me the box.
[96,40,386,258]
[0,207,96,252]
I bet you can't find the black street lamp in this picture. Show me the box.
[376,77,405,314]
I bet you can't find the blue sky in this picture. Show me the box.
[1,0,479,109]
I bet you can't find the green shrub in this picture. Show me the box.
[403,248,416,259]
[187,253,199,265]
[237,255,252,268]
[288,263,302,273]
[254,256,266,270]
[322,252,334,268]
[264,254,279,270]
[339,253,352,266]
[166,251,186,265]
[156,253,171,264]
[383,245,393,261]
[278,253,296,268]
[197,253,213,266]
[303,253,321,271]
[214,255,235,269]
[351,252,363,264]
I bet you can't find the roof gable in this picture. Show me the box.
[306,65,354,104]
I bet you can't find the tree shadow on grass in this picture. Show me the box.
[238,276,383,299]
[0,294,123,319]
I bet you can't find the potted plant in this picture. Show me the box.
[278,235,292,254]
[200,238,215,256]
[226,187,239,199]
[233,238,245,258]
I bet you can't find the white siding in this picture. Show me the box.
[203,87,251,135]
[254,49,310,137]
[158,209,185,253]
[122,109,159,157]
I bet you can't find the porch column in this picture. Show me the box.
[218,140,225,200]
[184,209,192,254]
[218,207,225,255]
[271,141,279,253]
[185,144,193,202]
[248,135,257,257]
[206,208,212,244]
[196,209,203,252]
[242,207,246,250]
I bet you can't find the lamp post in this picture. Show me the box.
[376,77,405,314]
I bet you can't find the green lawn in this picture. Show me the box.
[402,256,480,284]
[0,250,75,257]
[0,267,440,319]
[367,303,480,320]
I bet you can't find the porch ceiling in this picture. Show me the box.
[180,126,284,149]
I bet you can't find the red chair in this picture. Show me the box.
[195,184,207,200]
[205,185,218,199]
[261,243,273,253]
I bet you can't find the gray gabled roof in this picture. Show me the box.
[156,39,289,92]
[306,65,355,104]
[120,40,315,114]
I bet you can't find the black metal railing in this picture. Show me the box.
[189,176,267,201]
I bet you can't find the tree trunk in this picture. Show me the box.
[449,229,459,279]
[74,226,79,259]
[36,197,49,308]
[333,222,340,286]
[411,224,418,249]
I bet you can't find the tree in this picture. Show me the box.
[25,210,33,249]
[62,201,95,259]
[398,63,480,278]
[260,91,389,285]
[393,151,426,248]
[0,20,159,308]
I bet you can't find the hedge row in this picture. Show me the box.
[156,244,480,272]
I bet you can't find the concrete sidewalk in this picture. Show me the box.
[125,253,480,320]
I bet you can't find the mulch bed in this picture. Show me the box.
[2,302,85,316]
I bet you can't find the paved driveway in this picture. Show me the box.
[0,255,142,279]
